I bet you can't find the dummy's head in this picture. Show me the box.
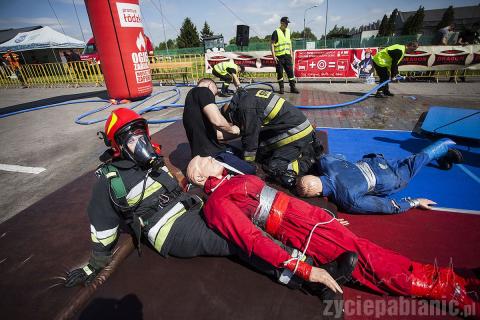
[186,155,225,186]
[102,108,162,170]
[197,78,218,96]
[238,65,245,74]
[405,41,419,54]
[296,175,323,197]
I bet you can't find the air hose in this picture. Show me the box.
[0,79,391,122]
[296,79,392,109]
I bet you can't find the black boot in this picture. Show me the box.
[302,251,358,301]
[278,80,285,94]
[289,80,300,94]
[219,83,232,97]
[437,149,463,170]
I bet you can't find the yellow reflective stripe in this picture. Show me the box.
[106,112,118,135]
[105,172,117,178]
[263,125,314,151]
[91,232,117,246]
[127,181,162,205]
[153,208,186,252]
[91,233,99,243]
[244,150,256,162]
[260,120,311,147]
[292,160,299,174]
[264,98,285,125]
[83,265,93,275]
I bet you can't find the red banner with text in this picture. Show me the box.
[294,48,378,78]
[399,45,480,71]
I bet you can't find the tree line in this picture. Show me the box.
[158,7,456,50]
[157,18,213,50]
[378,5,455,37]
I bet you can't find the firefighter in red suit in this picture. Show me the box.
[187,158,480,316]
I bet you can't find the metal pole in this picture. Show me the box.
[158,0,169,55]
[303,9,306,49]
[324,0,329,48]
[304,5,318,49]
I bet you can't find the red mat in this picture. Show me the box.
[339,208,480,319]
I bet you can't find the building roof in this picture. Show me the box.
[398,5,480,27]
[0,26,42,45]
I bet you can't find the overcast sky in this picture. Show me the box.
[0,0,478,46]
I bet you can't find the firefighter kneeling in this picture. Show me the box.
[221,88,323,188]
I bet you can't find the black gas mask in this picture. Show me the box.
[115,121,164,171]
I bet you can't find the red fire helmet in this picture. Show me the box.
[104,108,150,158]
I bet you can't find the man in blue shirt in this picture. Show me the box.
[296,138,462,214]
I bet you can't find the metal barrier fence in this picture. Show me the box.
[1,54,479,88]
[0,61,103,87]
[148,54,203,84]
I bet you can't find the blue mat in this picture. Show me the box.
[421,106,480,141]
[319,128,480,211]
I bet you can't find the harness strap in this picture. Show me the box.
[155,167,181,193]
[102,165,127,200]
[265,192,289,238]
[252,184,289,238]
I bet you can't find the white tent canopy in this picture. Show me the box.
[0,26,84,52]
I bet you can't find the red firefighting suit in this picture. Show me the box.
[203,174,480,314]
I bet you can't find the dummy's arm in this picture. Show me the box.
[203,195,312,280]
[350,193,419,214]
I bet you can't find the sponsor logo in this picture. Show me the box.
[116,2,143,28]
[136,32,146,51]
[132,31,151,84]
[472,53,480,65]
[433,53,469,66]
[440,49,466,55]
[15,34,27,43]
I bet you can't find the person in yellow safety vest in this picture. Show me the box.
[212,61,245,97]
[271,16,299,94]
[372,41,418,98]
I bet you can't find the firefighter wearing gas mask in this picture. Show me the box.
[221,88,324,188]
[64,108,334,293]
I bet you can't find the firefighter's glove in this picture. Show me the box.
[64,264,100,287]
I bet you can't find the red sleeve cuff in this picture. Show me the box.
[285,259,312,281]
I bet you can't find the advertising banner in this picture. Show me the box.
[399,45,480,71]
[205,51,276,73]
[205,45,480,75]
[294,48,378,78]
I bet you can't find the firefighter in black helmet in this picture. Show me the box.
[221,89,324,188]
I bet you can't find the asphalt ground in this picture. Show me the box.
[0,81,479,223]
